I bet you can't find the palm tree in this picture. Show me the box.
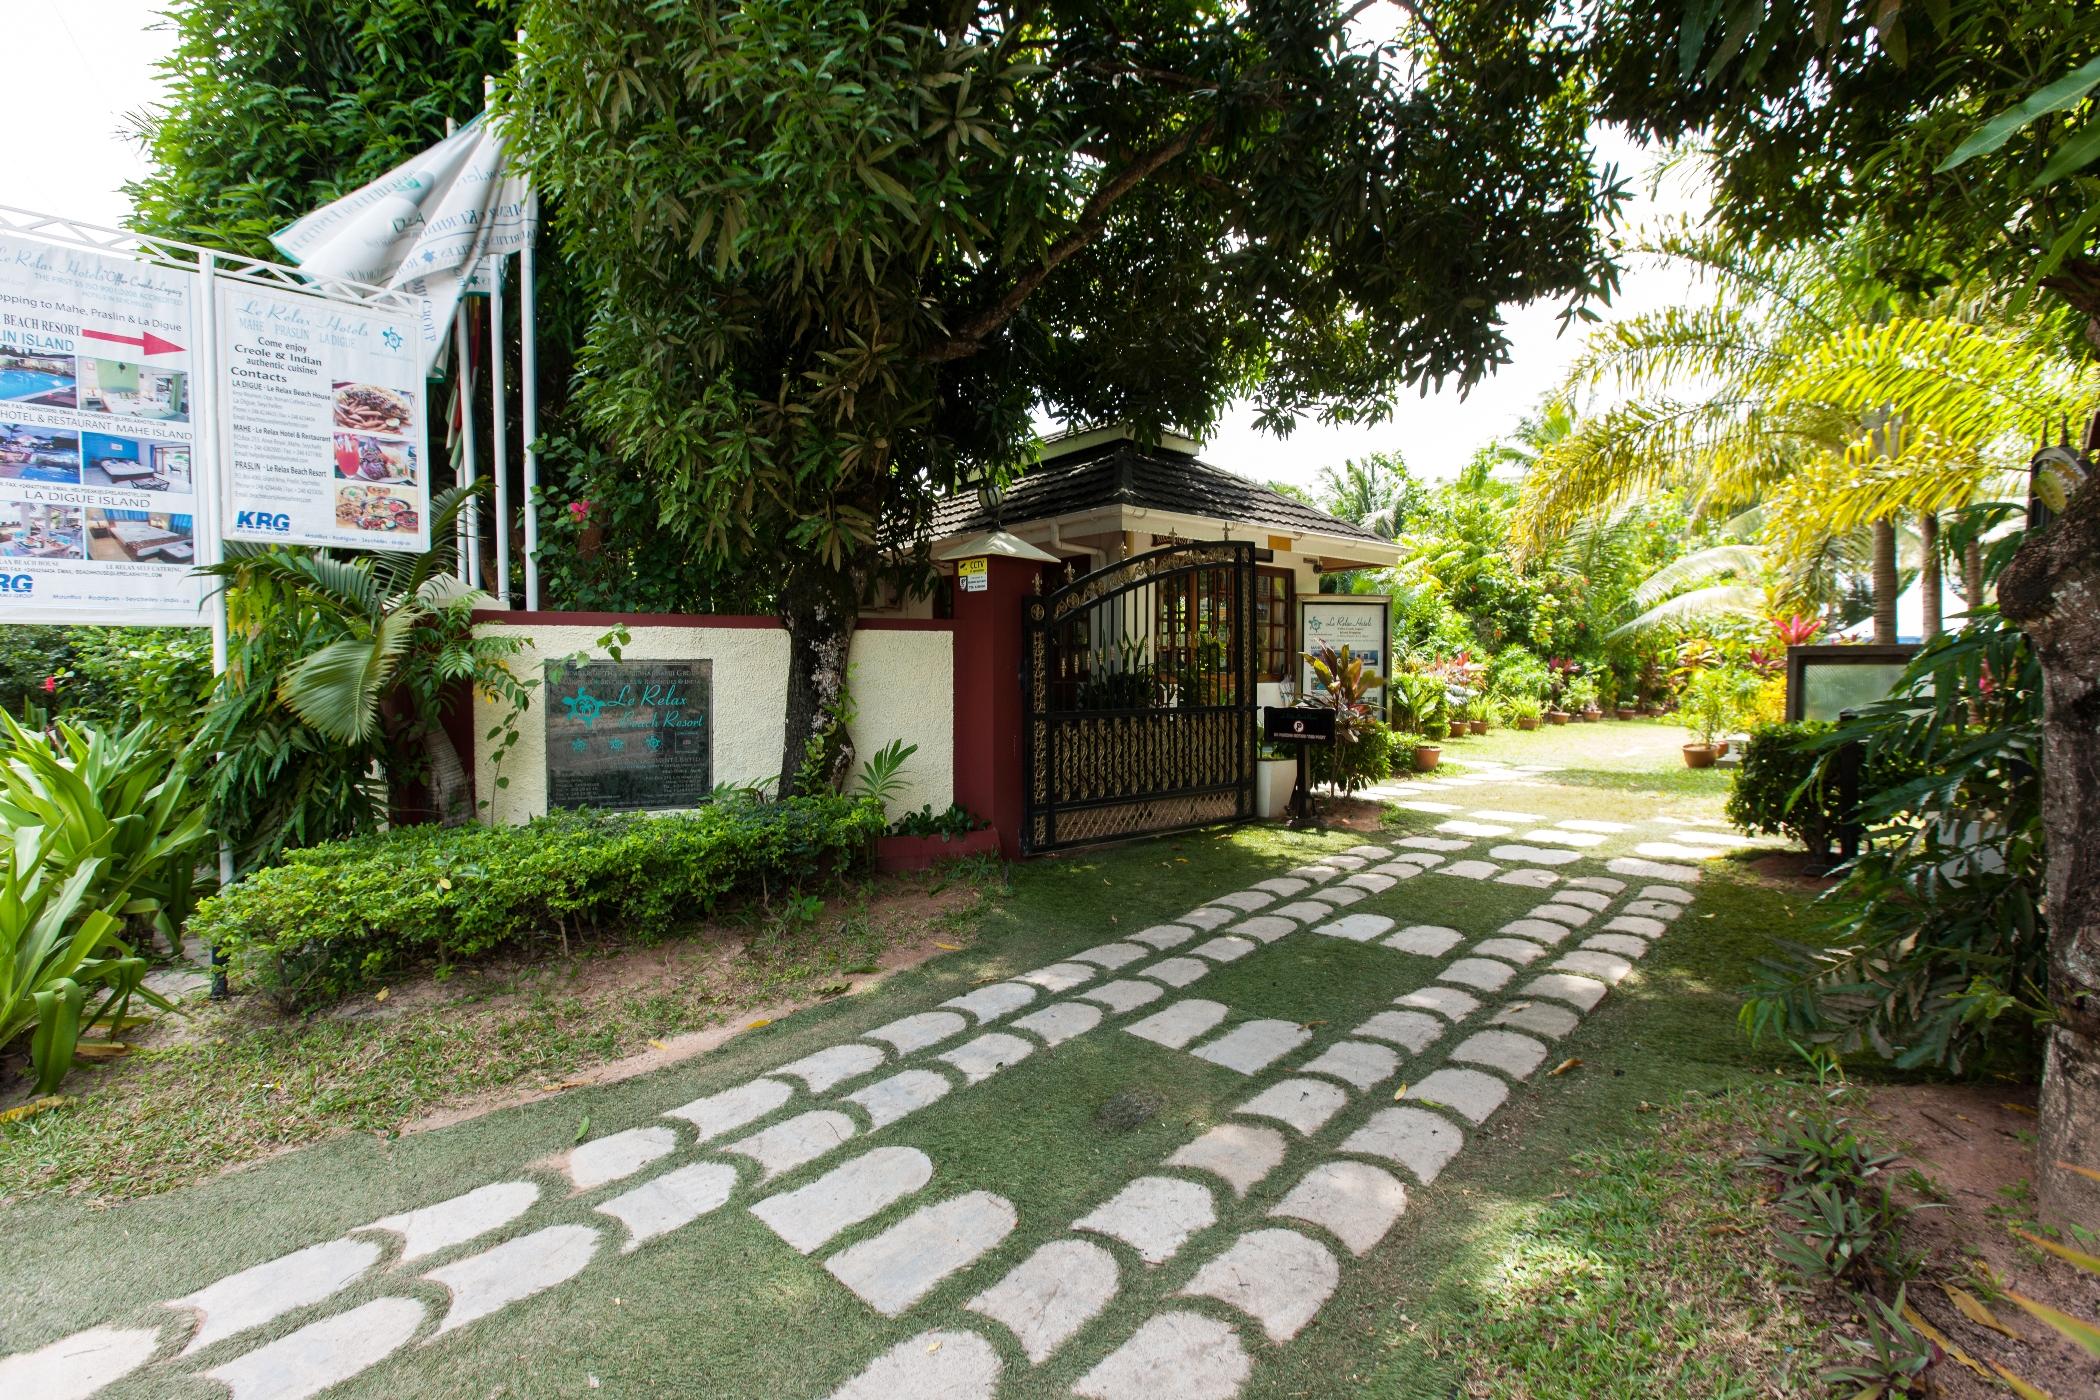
[1314,451,1418,539]
[200,487,508,827]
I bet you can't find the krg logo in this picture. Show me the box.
[0,575,33,595]
[236,511,293,534]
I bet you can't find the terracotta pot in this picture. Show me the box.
[1615,707,1636,720]
[1715,739,1731,757]
[1546,710,1571,726]
[1516,716,1540,731]
[1469,719,1489,735]
[1682,743,1716,769]
[1412,744,1442,772]
[1580,708,1601,722]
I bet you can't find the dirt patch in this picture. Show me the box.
[1741,849,1844,891]
[1858,1082,2099,1398]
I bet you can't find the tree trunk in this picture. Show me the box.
[1870,517,1899,644]
[423,724,472,826]
[777,578,858,798]
[1963,537,1985,616]
[1998,474,2100,1225]
[1918,511,1942,640]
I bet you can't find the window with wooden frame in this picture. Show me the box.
[1255,567,1293,682]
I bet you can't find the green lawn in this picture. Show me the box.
[1,730,1848,1398]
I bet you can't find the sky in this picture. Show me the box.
[3,2,1710,491]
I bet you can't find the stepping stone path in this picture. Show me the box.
[19,800,1701,1400]
[826,1191,1017,1316]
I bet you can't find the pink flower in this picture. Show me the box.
[568,499,592,520]
[41,676,56,693]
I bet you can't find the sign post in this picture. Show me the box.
[1263,705,1335,828]
[1299,595,1392,706]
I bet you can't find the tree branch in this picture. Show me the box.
[921,121,1212,363]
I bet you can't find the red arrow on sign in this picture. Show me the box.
[80,328,185,356]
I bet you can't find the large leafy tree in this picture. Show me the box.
[504,0,1625,792]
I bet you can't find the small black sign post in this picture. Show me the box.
[1263,706,1335,828]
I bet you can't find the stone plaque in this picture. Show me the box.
[544,660,712,811]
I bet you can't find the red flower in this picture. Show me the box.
[568,499,592,520]
[41,676,56,693]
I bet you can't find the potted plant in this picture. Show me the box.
[1678,668,1733,768]
[1401,730,1441,771]
[1478,696,1501,734]
[1507,695,1543,731]
[1566,675,1601,722]
[1615,700,1637,720]
[1255,741,1299,819]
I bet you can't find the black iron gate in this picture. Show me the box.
[1022,541,1258,853]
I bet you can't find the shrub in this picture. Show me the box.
[191,796,888,1007]
[1313,718,1395,791]
[1487,646,1551,701]
[1728,722,1848,853]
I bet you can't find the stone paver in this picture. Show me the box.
[826,1192,1017,1316]
[1071,941,1150,969]
[751,1147,933,1253]
[966,1240,1120,1363]
[565,1125,677,1190]
[1286,864,1341,883]
[1305,883,1367,906]
[426,1224,599,1334]
[1078,979,1164,1014]
[1193,1019,1313,1074]
[1499,918,1574,944]
[1017,961,1096,993]
[1210,890,1276,912]
[1582,933,1652,959]
[0,1327,160,1400]
[1439,957,1517,992]
[1270,1161,1408,1256]
[1341,1106,1467,1184]
[1491,1001,1581,1039]
[1439,859,1501,879]
[665,1077,794,1140]
[1318,853,1368,870]
[1640,884,1694,904]
[1314,912,1394,942]
[1608,856,1700,882]
[724,1110,857,1178]
[1180,1228,1339,1342]
[1166,1123,1288,1196]
[1488,845,1579,865]
[1519,972,1608,1011]
[1567,875,1627,894]
[1234,1077,1349,1135]
[1520,828,1604,846]
[172,1237,381,1355]
[1343,844,1392,858]
[1637,840,1726,860]
[1529,903,1595,927]
[1229,915,1298,943]
[1557,818,1629,832]
[1394,799,1458,813]
[1394,834,1468,851]
[1143,956,1211,988]
[361,1181,539,1263]
[1252,876,1310,897]
[776,1043,891,1090]
[1471,809,1543,822]
[1402,1068,1510,1124]
[1385,925,1462,956]
[1297,1039,1399,1089]
[1342,871,1397,894]
[1552,889,1611,910]
[1352,1009,1443,1052]
[1552,951,1633,985]
[939,1032,1036,1083]
[1187,935,1257,963]
[597,1163,739,1250]
[1272,899,1339,923]
[1623,899,1685,921]
[1127,999,1229,1049]
[1010,1001,1102,1046]
[1493,867,1560,888]
[1603,915,1667,938]
[1384,851,1445,869]
[1076,1176,1217,1263]
[205,1297,425,1400]
[1395,986,1479,1020]
[1132,923,1198,949]
[828,1329,1002,1400]
[1438,819,1512,836]
[1448,1029,1550,1080]
[1073,1312,1250,1400]
[844,1069,952,1129]
[866,1011,969,1055]
[1467,937,1546,966]
[1179,906,1238,930]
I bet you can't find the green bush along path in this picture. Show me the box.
[1,724,1832,1399]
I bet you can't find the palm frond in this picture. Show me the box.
[1628,544,1768,611]
[276,605,424,743]
[1608,583,1767,639]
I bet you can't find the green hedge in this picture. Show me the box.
[1727,722,1920,856]
[191,796,887,1007]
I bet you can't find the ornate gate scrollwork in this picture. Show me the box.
[1022,541,1257,853]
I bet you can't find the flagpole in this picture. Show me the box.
[196,248,236,994]
[445,117,481,591]
[490,245,512,606]
[520,185,541,612]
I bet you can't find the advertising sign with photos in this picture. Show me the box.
[218,281,429,551]
[0,234,208,624]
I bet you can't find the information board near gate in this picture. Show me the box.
[544,659,713,811]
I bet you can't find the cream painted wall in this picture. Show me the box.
[472,621,954,825]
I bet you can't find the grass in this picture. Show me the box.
[0,737,1851,1398]
[0,874,992,1203]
